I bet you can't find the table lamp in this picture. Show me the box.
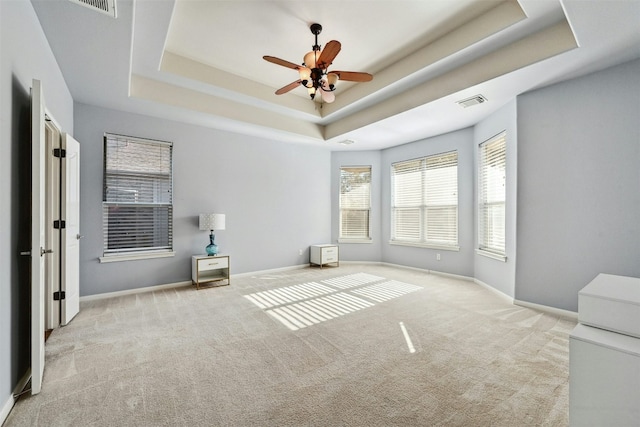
[199,213,225,256]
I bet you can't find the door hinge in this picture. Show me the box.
[53,148,66,158]
[53,220,66,229]
[53,291,66,301]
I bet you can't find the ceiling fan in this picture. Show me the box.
[263,23,373,104]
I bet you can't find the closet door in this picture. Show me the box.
[61,133,81,325]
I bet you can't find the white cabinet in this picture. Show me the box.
[570,324,640,426]
[310,244,339,268]
[570,274,640,426]
[191,255,230,289]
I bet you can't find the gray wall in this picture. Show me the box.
[516,58,640,311]
[380,128,476,277]
[1,0,73,414]
[473,100,518,297]
[74,104,332,296]
[330,150,382,262]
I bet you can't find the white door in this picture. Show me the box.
[45,122,61,330]
[61,133,80,324]
[31,79,48,395]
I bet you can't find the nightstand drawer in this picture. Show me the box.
[324,255,337,263]
[198,257,228,271]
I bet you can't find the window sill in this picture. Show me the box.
[338,238,373,244]
[476,249,507,262]
[389,241,459,251]
[99,251,176,263]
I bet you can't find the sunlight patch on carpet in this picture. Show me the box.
[351,280,423,302]
[244,273,423,331]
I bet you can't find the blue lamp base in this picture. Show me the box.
[206,232,218,256]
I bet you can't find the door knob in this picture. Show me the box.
[40,247,54,256]
[77,234,84,240]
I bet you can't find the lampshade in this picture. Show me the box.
[320,88,335,104]
[298,67,311,84]
[199,213,225,231]
[307,86,316,99]
[304,51,317,69]
[326,72,339,90]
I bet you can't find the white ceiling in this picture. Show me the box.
[32,0,640,151]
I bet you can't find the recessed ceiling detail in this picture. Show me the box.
[32,0,640,151]
[144,0,579,142]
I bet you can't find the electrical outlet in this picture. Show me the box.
[436,253,441,261]
[299,249,303,256]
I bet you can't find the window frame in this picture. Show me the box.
[338,165,372,243]
[99,133,175,263]
[390,151,459,251]
[477,131,507,261]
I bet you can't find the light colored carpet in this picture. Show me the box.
[5,264,576,426]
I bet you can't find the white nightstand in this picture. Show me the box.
[310,244,339,268]
[191,254,230,290]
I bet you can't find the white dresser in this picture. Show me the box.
[569,274,640,426]
[310,244,339,268]
[191,255,230,290]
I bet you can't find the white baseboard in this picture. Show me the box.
[515,299,578,320]
[1,369,31,425]
[0,394,14,427]
[430,269,475,282]
[77,262,579,322]
[233,263,308,278]
[79,264,310,302]
[474,278,514,304]
[80,280,192,302]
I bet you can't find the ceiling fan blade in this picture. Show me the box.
[275,80,301,95]
[263,56,301,70]
[316,40,341,69]
[330,71,373,82]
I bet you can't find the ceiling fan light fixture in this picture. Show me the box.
[307,86,317,99]
[321,88,335,103]
[304,51,317,69]
[326,72,339,90]
[263,23,373,102]
[299,67,311,83]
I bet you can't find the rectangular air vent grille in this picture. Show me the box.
[457,95,488,108]
[68,0,117,18]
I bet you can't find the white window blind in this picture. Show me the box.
[478,131,506,256]
[391,151,458,247]
[103,134,173,255]
[340,166,371,240]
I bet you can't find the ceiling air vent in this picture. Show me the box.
[338,139,355,145]
[456,95,487,108]
[68,0,117,18]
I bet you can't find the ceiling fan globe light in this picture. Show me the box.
[304,51,317,68]
[299,67,311,82]
[327,72,339,90]
[307,86,316,99]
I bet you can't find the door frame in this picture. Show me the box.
[31,79,46,395]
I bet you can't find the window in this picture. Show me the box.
[391,151,458,248]
[339,166,371,241]
[478,131,506,258]
[102,133,173,259]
